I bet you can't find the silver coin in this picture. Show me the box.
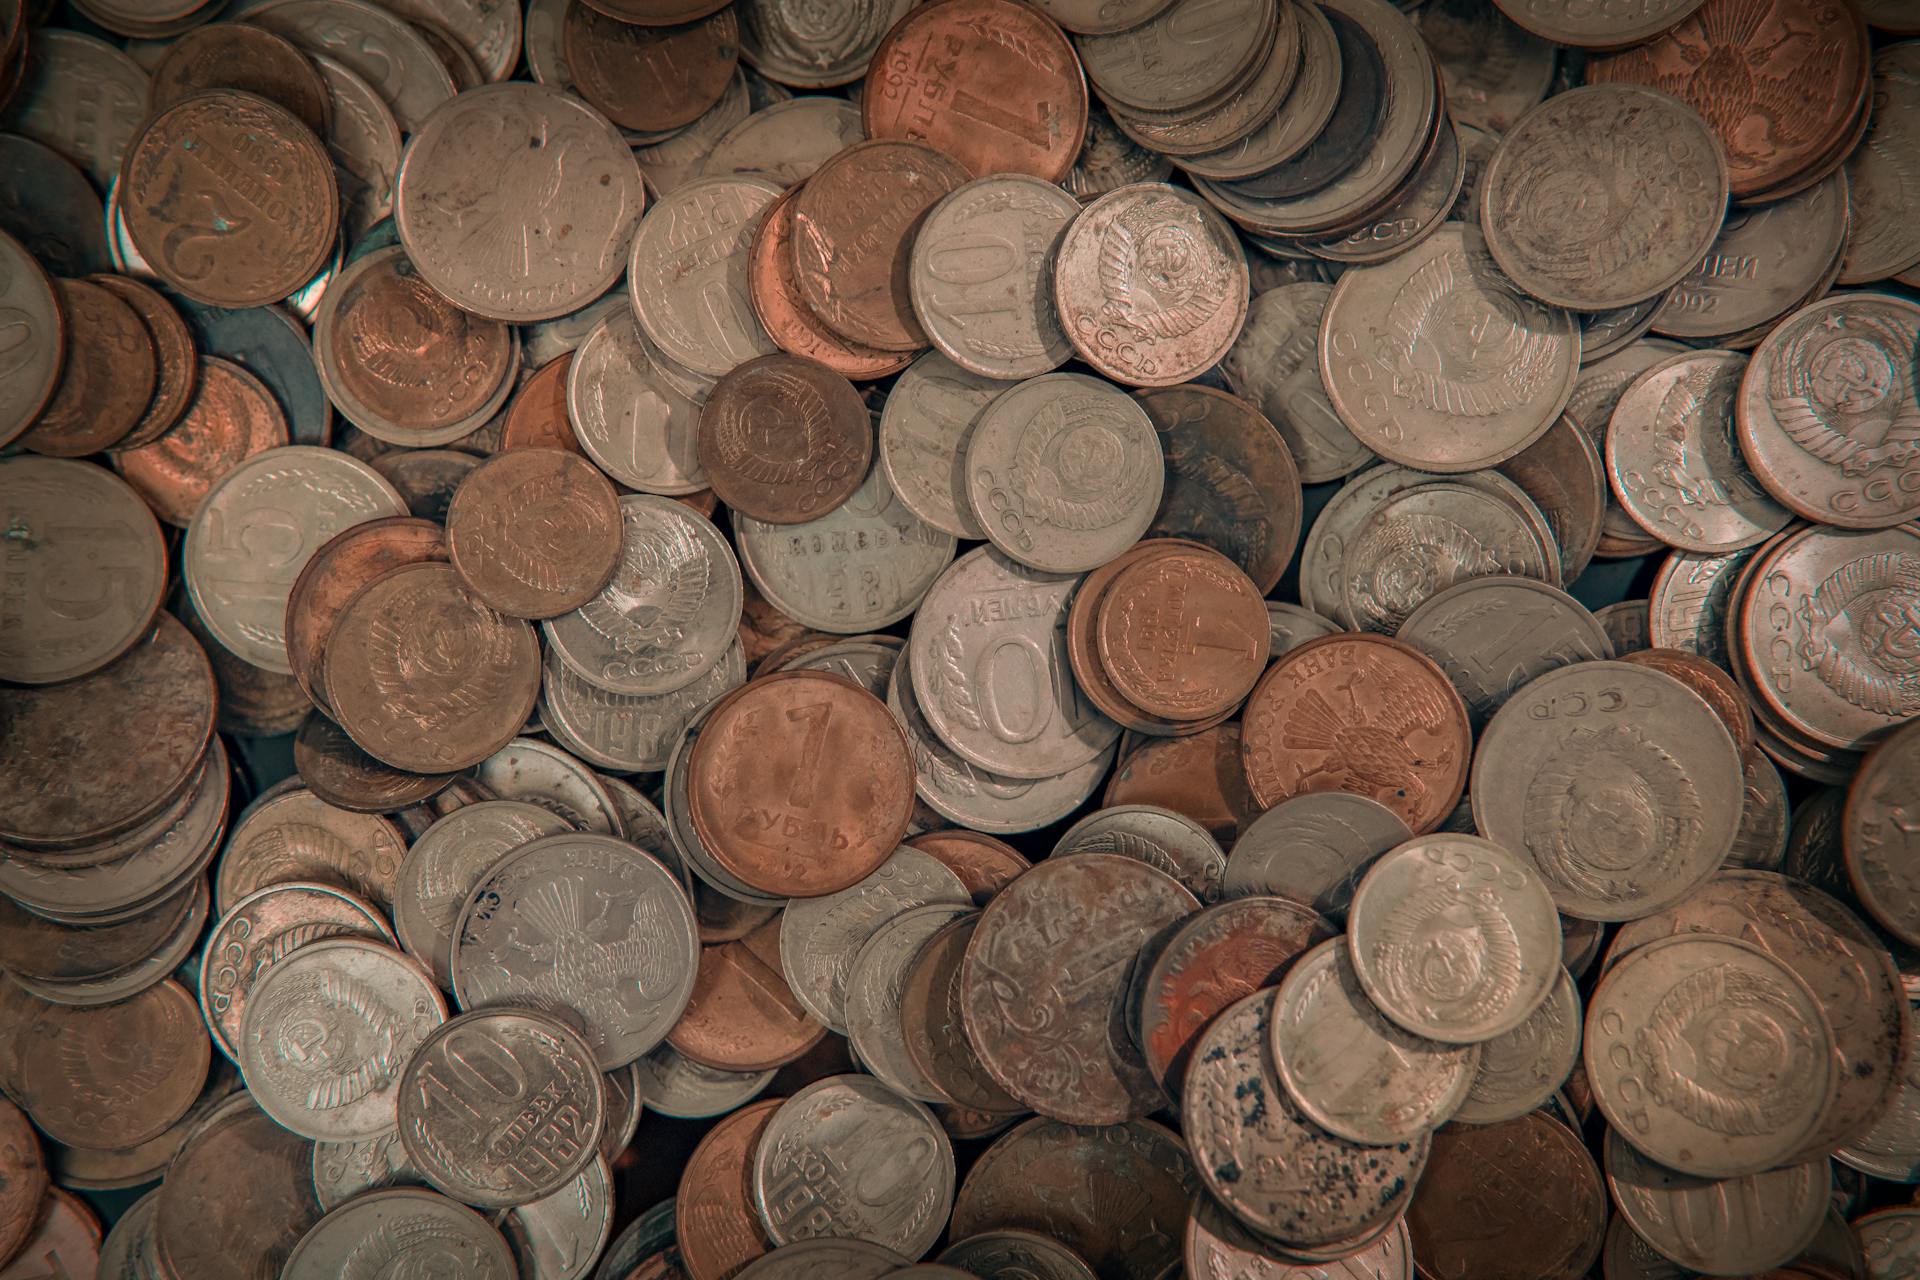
[175,297,335,448]
[700,96,866,188]
[185,445,406,673]
[312,1129,425,1210]
[1297,463,1406,617]
[522,292,630,370]
[1838,1005,1920,1183]
[964,372,1164,573]
[776,636,900,695]
[315,55,402,245]
[393,800,573,989]
[627,174,781,377]
[910,174,1078,381]
[1396,576,1613,731]
[779,846,971,1033]
[907,546,1121,780]
[568,308,709,495]
[1587,934,1835,1178]
[501,1154,614,1280]
[239,937,446,1141]
[1470,660,1744,921]
[598,1061,643,1166]
[246,0,458,134]
[0,29,149,193]
[845,902,976,1103]
[282,1187,515,1280]
[1654,171,1851,342]
[1222,792,1411,921]
[213,789,407,914]
[1727,749,1789,871]
[736,1239,912,1280]
[1177,1,1342,183]
[737,0,910,87]
[1075,0,1272,113]
[1270,937,1478,1145]
[752,1074,955,1259]
[542,638,747,775]
[96,1186,159,1280]
[632,1042,776,1119]
[1052,805,1226,904]
[452,832,699,1069]
[1265,602,1342,659]
[735,462,958,634]
[1580,296,1667,366]
[878,351,999,541]
[1348,833,1561,1043]
[1603,1128,1829,1274]
[1647,545,1755,670]
[1452,965,1580,1125]
[633,70,751,197]
[1340,482,1556,633]
[544,493,744,696]
[472,737,621,835]
[936,1231,1096,1280]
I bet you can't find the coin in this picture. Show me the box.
[1453,965,1582,1126]
[284,516,448,711]
[1605,1128,1829,1275]
[748,184,915,380]
[565,3,738,133]
[628,172,781,374]
[697,352,873,523]
[1655,172,1852,343]
[87,274,195,450]
[676,1097,779,1280]
[1845,719,1920,947]
[503,1155,616,1280]
[13,977,209,1149]
[1339,482,1556,634]
[634,1043,774,1119]
[213,787,406,912]
[0,1101,44,1270]
[1223,793,1410,927]
[1595,598,1651,656]
[567,312,709,494]
[443,448,623,619]
[703,96,866,187]
[15,276,154,458]
[733,0,902,87]
[1220,283,1372,483]
[896,912,1023,1112]
[115,355,289,527]
[174,295,334,445]
[147,20,330,133]
[0,232,61,449]
[840,904,971,1100]
[150,1093,322,1280]
[1407,1110,1605,1280]
[1396,577,1612,732]
[936,1231,1095,1280]
[282,1187,515,1279]
[668,914,828,1071]
[390,801,570,988]
[1837,1002,1920,1183]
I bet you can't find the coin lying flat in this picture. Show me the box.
[1221,792,1411,921]
[152,1095,322,1280]
[734,0,907,89]
[1221,283,1374,483]
[446,448,623,618]
[1604,1127,1829,1274]
[1396,577,1612,732]
[629,173,780,375]
[567,310,709,495]
[1453,965,1582,1125]
[697,352,873,523]
[282,1187,515,1280]
[14,978,210,1149]
[1846,719,1920,948]
[748,184,915,380]
[844,902,974,1101]
[1407,1110,1606,1280]
[668,915,828,1073]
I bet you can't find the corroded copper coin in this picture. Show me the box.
[13,978,209,1149]
[0,1099,46,1269]
[445,448,623,618]
[687,671,916,896]
[501,352,583,453]
[15,277,155,457]
[91,273,198,450]
[563,1,740,133]
[148,21,332,136]
[293,711,457,814]
[862,0,1088,182]
[1095,545,1271,722]
[120,89,339,307]
[1240,632,1472,835]
[908,830,1031,905]
[667,915,828,1071]
[675,1097,779,1280]
[748,186,912,380]
[324,562,541,773]
[116,356,289,526]
[901,913,1024,1113]
[697,352,874,523]
[283,515,449,713]
[1407,1110,1605,1280]
[1103,721,1259,843]
[153,1094,322,1280]
[1067,540,1221,735]
[791,139,972,351]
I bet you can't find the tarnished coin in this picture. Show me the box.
[15,277,154,458]
[907,832,1029,905]
[704,96,865,187]
[1340,482,1556,634]
[1075,0,1272,112]
[544,637,747,775]
[117,355,289,528]
[1407,1110,1605,1280]
[284,515,448,711]
[14,978,209,1149]
[152,1096,322,1280]
[565,3,738,133]
[282,1187,515,1280]
[445,448,623,618]
[1494,414,1609,585]
[1842,45,1920,284]
[667,915,828,1072]
[733,0,904,88]
[392,801,572,989]
[0,1102,45,1269]
[1222,283,1374,483]
[1052,803,1225,904]
[214,787,405,912]
[1655,171,1851,342]
[1604,1128,1829,1274]
[1596,598,1651,656]
[1093,548,1268,723]
[937,1231,1094,1280]
[1837,1005,1920,1183]
[628,173,780,376]
[844,903,974,1100]
[698,352,873,523]
[748,184,914,380]
[675,1097,779,1280]
[1846,719,1920,947]
[1453,965,1582,1126]
[147,20,331,134]
[1222,792,1411,922]
[634,1043,774,1118]
[1397,577,1612,731]
[502,1155,616,1280]
[568,310,708,495]
[0,231,62,449]
[1490,0,1704,45]
[898,912,1024,1112]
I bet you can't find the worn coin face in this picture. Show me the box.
[214,787,406,913]
[1222,283,1374,483]
[565,3,738,133]
[1052,804,1226,904]
[1837,1003,1920,1183]
[1407,1110,1605,1280]
[1340,482,1555,634]
[15,978,210,1149]
[668,914,828,1072]
[629,173,780,375]
[1847,720,1920,946]
[282,1187,515,1280]
[734,0,902,91]
[1453,965,1581,1125]
[0,231,63,449]
[675,1097,779,1280]
[16,277,154,458]
[845,902,975,1100]
[634,1043,774,1119]
[92,273,198,450]
[390,802,569,989]
[898,913,1024,1112]
[446,448,623,618]
[1655,171,1851,341]
[1093,549,1268,724]
[698,352,873,523]
[117,356,289,528]
[568,309,708,495]
[0,1103,44,1267]
[284,516,448,711]
[938,1231,1095,1280]
[748,184,914,380]
[1397,577,1612,732]
[1604,1128,1829,1274]
[152,1095,322,1280]
[1221,792,1411,922]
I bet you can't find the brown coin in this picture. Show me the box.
[0,612,214,852]
[91,273,199,450]
[172,593,311,739]
[1095,546,1271,722]
[862,0,1089,183]
[791,139,972,351]
[578,0,731,22]
[153,1096,322,1280]
[738,577,813,667]
[148,21,332,137]
[563,2,740,134]
[120,89,340,308]
[697,352,874,524]
[675,1096,779,1280]
[115,356,289,527]
[1494,413,1608,587]
[369,448,480,521]
[748,186,912,381]
[1066,540,1220,735]
[0,871,193,986]
[15,277,156,457]
[1240,632,1472,835]
[324,562,541,773]
[0,1099,46,1269]
[501,352,584,453]
[283,516,450,715]
[12,978,209,1149]
[901,914,1024,1113]
[1619,646,1756,756]
[667,916,828,1071]
[1,1188,97,1278]
[445,447,623,618]
[1406,1110,1606,1280]
[908,830,1031,906]
[1103,721,1259,844]
[687,670,916,896]
[1844,718,1920,948]
[293,711,458,814]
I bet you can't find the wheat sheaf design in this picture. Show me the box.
[1634,962,1817,1136]
[1095,195,1228,341]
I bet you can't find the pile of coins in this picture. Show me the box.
[2,0,1920,1276]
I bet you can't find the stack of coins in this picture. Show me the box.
[4,0,1920,1277]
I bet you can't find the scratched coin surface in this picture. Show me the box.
[629,173,781,376]
[1654,171,1850,342]
[845,902,976,1101]
[1339,482,1555,634]
[151,1092,322,1280]
[1221,792,1412,923]
[1396,577,1613,732]
[733,0,908,88]
[445,447,623,618]
[14,978,210,1149]
[567,308,709,495]
[16,276,153,459]
[1052,804,1227,904]
[280,1187,515,1280]
[1222,285,1376,483]
[1846,719,1920,947]
[1452,965,1582,1125]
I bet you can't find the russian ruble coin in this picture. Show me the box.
[1603,1128,1829,1274]
[501,1154,615,1280]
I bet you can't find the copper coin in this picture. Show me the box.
[1587,0,1869,200]
[0,1099,46,1269]
[120,89,340,307]
[444,447,623,618]
[1495,413,1608,586]
[501,352,584,453]
[675,1096,780,1280]
[1844,718,1920,948]
[1240,632,1472,835]
[148,21,332,137]
[862,0,1088,183]
[900,914,1024,1113]
[13,978,209,1149]
[1407,1111,1606,1280]
[15,277,155,457]
[667,916,828,1071]
[115,356,289,527]
[1095,545,1271,722]
[0,874,194,982]
[283,515,449,714]
[748,186,912,380]
[324,561,541,773]
[578,0,731,23]
[908,830,1031,905]
[1619,646,1757,755]
[697,352,874,524]
[1,1189,97,1278]
[1103,720,1259,844]
[0,612,214,851]
[153,1096,322,1280]
[563,2,740,134]
[293,711,457,814]
[91,273,198,450]
[1066,539,1221,735]
[791,139,972,352]
[687,670,915,897]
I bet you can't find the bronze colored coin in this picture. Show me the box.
[908,830,1031,906]
[697,352,875,524]
[1,1189,96,1278]
[578,0,731,23]
[563,2,740,134]
[1066,539,1223,735]
[0,612,214,851]
[687,671,916,896]
[368,447,479,521]
[862,0,1089,183]
[748,186,912,380]
[675,1097,779,1280]
[0,1099,46,1269]
[1240,632,1472,835]
[0,875,194,982]
[901,914,1024,1113]
[284,515,449,714]
[115,356,289,527]
[501,352,583,454]
[1619,646,1756,755]
[1407,1110,1605,1280]
[148,21,332,137]
[153,1096,322,1280]
[791,139,973,351]
[667,916,828,1071]
[1095,546,1271,721]
[1103,721,1258,844]
[1844,718,1920,948]
[324,562,541,773]
[293,711,458,814]
[445,447,623,618]
[13,978,209,1149]
[15,277,155,457]
[120,89,340,308]
[1586,0,1870,200]
[91,273,198,450]
[1495,413,1608,586]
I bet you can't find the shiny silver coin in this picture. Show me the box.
[282,1187,515,1280]
[392,800,571,989]
[1452,966,1581,1126]
[632,1043,776,1119]
[1603,1128,1829,1274]
[878,351,999,541]
[627,174,780,377]
[472,737,621,836]
[542,637,748,775]
[1339,482,1556,633]
[1395,576,1612,731]
[845,902,976,1103]
[501,1154,614,1280]
[1051,804,1226,904]
[568,307,709,495]
[1222,791,1411,921]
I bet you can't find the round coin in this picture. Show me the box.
[748,183,915,380]
[629,173,781,376]
[1845,719,1920,947]
[1406,1110,1605,1280]
[563,3,739,134]
[116,356,289,527]
[0,230,62,449]
[281,1187,515,1280]
[675,1097,779,1280]
[151,1096,322,1280]
[666,915,829,1072]
[284,515,448,712]
[1221,283,1374,483]
[1220,792,1412,921]
[445,448,623,618]
[697,352,873,523]
[1452,965,1582,1125]
[1396,577,1612,731]
[567,311,709,494]
[14,978,210,1149]
[15,277,155,458]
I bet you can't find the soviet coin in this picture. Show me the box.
[1221,791,1411,922]
[697,352,873,523]
[1340,482,1556,634]
[14,978,210,1149]
[282,1187,515,1280]
[1604,1127,1829,1274]
[567,310,708,495]
[666,915,828,1072]
[1396,577,1612,731]
[117,356,290,528]
[634,1043,774,1119]
[390,801,571,988]
[1075,0,1274,113]
[1407,1110,1606,1280]
[0,1106,46,1260]
[1654,171,1851,342]
[1222,283,1374,483]
[0,231,62,449]
[1453,965,1582,1126]
[938,1231,1095,1280]
[676,1098,780,1280]
[896,912,1026,1113]
[152,1097,322,1280]
[629,174,781,375]
[15,276,154,458]
[445,448,623,618]
[283,516,448,711]
[213,787,406,912]
[1846,720,1920,947]
[748,184,914,380]
[502,1156,616,1280]
[844,903,975,1101]
[564,3,738,134]
[146,20,332,134]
